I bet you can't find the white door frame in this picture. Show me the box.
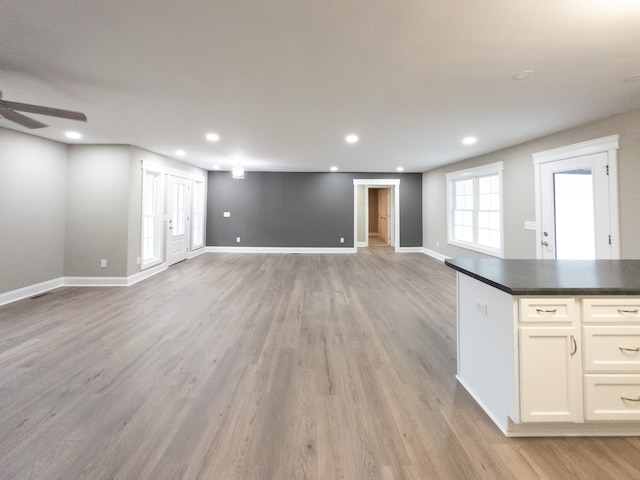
[166,175,191,265]
[354,179,400,251]
[532,135,620,259]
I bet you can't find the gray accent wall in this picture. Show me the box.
[0,129,68,293]
[423,107,640,259]
[207,172,422,248]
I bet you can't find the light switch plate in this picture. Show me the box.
[223,212,231,217]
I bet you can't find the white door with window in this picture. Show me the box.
[166,176,190,265]
[534,136,619,260]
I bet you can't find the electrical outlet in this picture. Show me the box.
[100,259,107,268]
[136,257,140,265]
[236,237,241,243]
[436,241,440,247]
[475,299,487,315]
[340,237,344,243]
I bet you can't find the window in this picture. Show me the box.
[191,180,205,249]
[172,183,186,236]
[446,162,504,257]
[141,170,164,268]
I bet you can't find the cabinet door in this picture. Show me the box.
[519,326,581,422]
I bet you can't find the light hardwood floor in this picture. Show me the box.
[1,249,639,479]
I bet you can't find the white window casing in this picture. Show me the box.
[446,161,504,257]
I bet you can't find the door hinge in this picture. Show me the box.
[606,164,609,175]
[609,234,612,245]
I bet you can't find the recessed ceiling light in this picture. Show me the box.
[206,132,220,142]
[65,131,82,140]
[212,165,221,170]
[330,166,338,172]
[624,74,640,83]
[345,134,359,144]
[175,149,186,156]
[512,70,535,80]
[396,167,404,172]
[462,136,477,145]
[232,165,245,179]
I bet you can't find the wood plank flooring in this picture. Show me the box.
[1,248,639,479]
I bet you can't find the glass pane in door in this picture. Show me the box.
[553,169,595,259]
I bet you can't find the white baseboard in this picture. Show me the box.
[206,246,357,254]
[1,263,169,306]
[357,242,367,247]
[63,276,129,287]
[422,248,450,262]
[125,263,168,286]
[187,247,206,259]
[397,247,424,253]
[0,278,64,306]
[3,245,434,306]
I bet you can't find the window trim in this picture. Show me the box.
[446,161,504,257]
[141,169,165,270]
[190,179,206,250]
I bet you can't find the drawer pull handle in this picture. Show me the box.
[621,396,640,402]
[617,308,639,315]
[571,335,577,356]
[619,347,640,352]
[536,308,557,315]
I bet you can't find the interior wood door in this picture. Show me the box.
[166,175,190,265]
[378,188,389,244]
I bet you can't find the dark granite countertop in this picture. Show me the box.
[444,258,640,296]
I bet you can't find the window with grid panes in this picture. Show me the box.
[446,162,504,257]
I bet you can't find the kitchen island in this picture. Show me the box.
[445,258,640,436]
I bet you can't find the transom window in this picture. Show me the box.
[446,162,504,257]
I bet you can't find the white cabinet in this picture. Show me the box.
[455,272,640,435]
[519,298,576,322]
[582,326,640,372]
[519,326,581,422]
[584,374,640,420]
[516,297,640,426]
[518,298,581,422]
[582,299,640,421]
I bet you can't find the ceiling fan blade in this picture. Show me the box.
[2,100,87,122]
[0,107,48,129]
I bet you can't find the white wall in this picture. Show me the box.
[423,107,640,259]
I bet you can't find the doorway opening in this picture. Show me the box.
[353,179,400,251]
[368,188,390,247]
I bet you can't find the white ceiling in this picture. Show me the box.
[1,0,640,173]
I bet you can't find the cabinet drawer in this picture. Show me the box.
[519,298,576,323]
[583,298,640,323]
[584,374,640,421]
[583,326,640,372]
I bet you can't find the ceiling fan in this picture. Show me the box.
[0,90,87,129]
